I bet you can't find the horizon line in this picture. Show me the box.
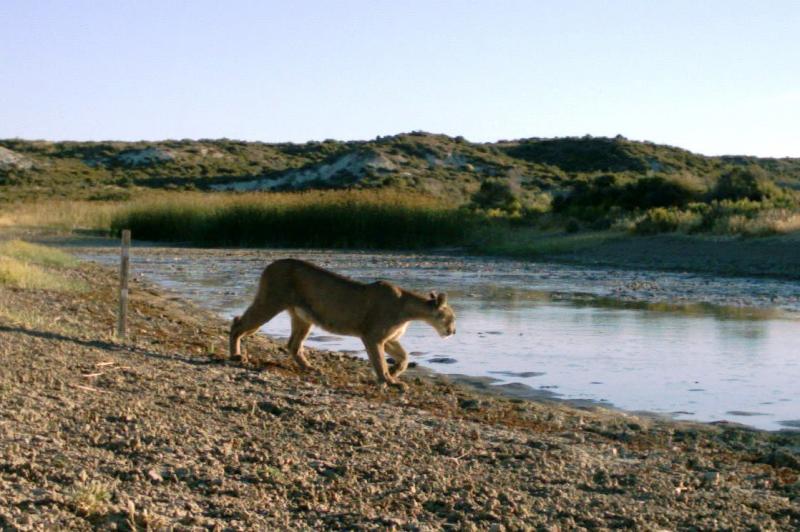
[2,132,797,160]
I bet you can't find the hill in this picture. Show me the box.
[3,133,800,204]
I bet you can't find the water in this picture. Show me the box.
[77,246,800,431]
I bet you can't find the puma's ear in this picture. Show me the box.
[436,292,448,308]
[427,291,438,307]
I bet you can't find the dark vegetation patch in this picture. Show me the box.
[109,191,476,249]
[501,136,651,173]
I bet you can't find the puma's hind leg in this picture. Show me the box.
[229,300,282,362]
[287,311,313,371]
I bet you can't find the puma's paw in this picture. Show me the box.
[390,370,409,381]
[385,379,408,393]
[296,362,317,373]
[393,381,408,393]
[230,353,247,364]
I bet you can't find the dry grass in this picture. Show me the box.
[714,209,800,236]
[0,200,119,231]
[124,499,171,530]
[0,241,85,291]
[0,256,74,290]
[69,481,113,517]
[0,294,85,337]
[0,239,78,268]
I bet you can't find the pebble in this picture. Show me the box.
[147,468,163,483]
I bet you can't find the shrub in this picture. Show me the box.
[619,176,700,210]
[522,192,553,216]
[565,218,581,233]
[471,179,521,213]
[502,137,647,173]
[554,175,702,218]
[629,199,800,236]
[710,207,800,236]
[69,482,112,517]
[632,207,704,235]
[696,199,762,232]
[551,175,618,214]
[710,166,779,201]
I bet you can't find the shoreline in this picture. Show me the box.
[36,229,800,312]
[12,224,800,282]
[1,244,800,528]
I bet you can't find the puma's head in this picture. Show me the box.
[427,292,456,338]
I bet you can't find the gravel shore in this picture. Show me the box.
[1,259,799,530]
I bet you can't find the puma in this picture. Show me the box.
[230,259,456,390]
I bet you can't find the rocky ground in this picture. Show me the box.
[1,259,799,530]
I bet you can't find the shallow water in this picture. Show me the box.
[77,246,800,431]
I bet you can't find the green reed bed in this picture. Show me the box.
[110,191,477,249]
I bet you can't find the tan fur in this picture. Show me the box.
[230,259,456,389]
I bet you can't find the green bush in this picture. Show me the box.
[471,179,521,214]
[630,199,800,236]
[711,209,800,236]
[565,218,581,233]
[502,137,647,173]
[632,207,704,235]
[703,199,800,235]
[710,166,779,201]
[621,177,701,210]
[554,175,702,218]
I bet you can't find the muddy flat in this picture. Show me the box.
[556,232,800,280]
[1,259,799,530]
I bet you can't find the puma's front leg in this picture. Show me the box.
[363,340,407,391]
[385,340,409,379]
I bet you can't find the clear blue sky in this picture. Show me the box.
[1,0,798,156]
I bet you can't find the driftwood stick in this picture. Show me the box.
[72,384,108,394]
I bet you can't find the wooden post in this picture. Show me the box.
[117,230,131,340]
